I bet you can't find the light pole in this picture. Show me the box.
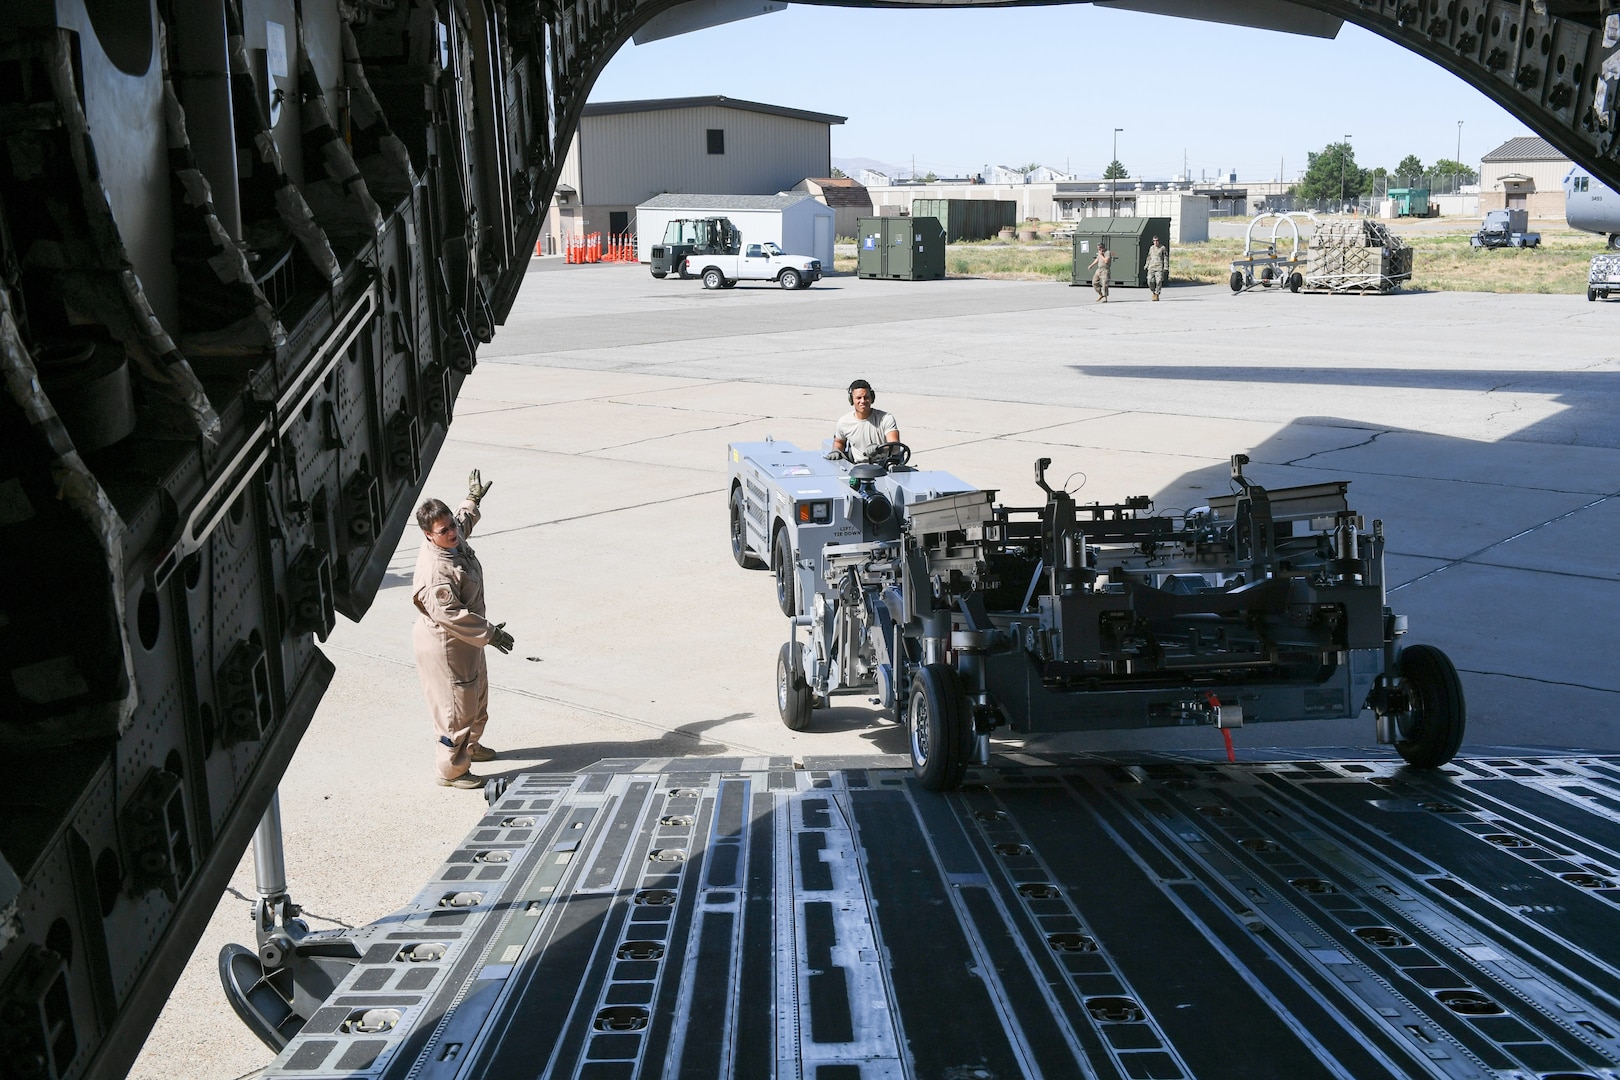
[1111,127,1123,216]
[1456,120,1463,189]
[1340,134,1352,213]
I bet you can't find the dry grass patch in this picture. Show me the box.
[832,224,1611,294]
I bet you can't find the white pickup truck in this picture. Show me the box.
[686,241,822,290]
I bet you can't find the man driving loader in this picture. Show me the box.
[827,379,901,461]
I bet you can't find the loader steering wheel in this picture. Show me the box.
[865,441,911,469]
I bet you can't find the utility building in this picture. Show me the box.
[1480,136,1571,217]
[545,96,845,249]
[636,193,835,268]
[793,177,874,239]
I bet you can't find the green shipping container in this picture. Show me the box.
[1070,217,1171,288]
[856,217,946,280]
[911,199,1017,242]
[1387,187,1431,216]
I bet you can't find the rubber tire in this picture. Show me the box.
[721,279,737,289]
[779,269,802,290]
[1393,644,1467,768]
[1288,272,1303,293]
[772,528,797,617]
[651,270,667,279]
[1590,287,1599,302]
[677,266,692,279]
[702,268,724,290]
[909,665,973,791]
[730,487,765,569]
[1609,234,1620,250]
[777,642,813,731]
[1229,270,1244,293]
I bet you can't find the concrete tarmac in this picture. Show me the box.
[130,265,1620,1078]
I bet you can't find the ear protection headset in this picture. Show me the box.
[847,379,875,405]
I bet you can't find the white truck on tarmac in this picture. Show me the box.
[687,240,822,290]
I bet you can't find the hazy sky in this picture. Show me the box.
[587,3,1535,182]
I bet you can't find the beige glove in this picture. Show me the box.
[468,469,494,504]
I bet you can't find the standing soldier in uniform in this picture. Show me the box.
[412,470,515,789]
[1144,235,1169,301]
[1088,243,1114,302]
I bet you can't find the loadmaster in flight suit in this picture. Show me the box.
[412,470,514,788]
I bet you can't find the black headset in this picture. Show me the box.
[847,379,875,405]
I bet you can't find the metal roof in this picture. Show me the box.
[581,96,846,126]
[638,193,820,211]
[1480,136,1569,163]
[804,179,873,207]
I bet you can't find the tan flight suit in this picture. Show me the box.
[1090,248,1113,300]
[412,499,496,779]
[1144,242,1169,298]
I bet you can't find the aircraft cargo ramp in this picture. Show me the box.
[252,750,1620,1080]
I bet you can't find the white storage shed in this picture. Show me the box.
[636,193,835,268]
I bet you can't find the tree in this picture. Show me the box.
[1103,159,1128,180]
[1429,158,1478,183]
[829,166,847,179]
[1292,141,1365,204]
[1015,161,1044,175]
[1394,154,1424,181]
[922,171,938,183]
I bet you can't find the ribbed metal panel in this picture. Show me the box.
[580,105,830,207]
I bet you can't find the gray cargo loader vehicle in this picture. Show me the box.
[728,442,1466,790]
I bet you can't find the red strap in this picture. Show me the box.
[1208,692,1236,763]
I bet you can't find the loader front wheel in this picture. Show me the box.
[773,528,797,617]
[909,665,973,791]
[1393,644,1467,768]
[730,487,765,569]
[777,643,813,731]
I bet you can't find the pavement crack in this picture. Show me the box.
[1458,669,1620,695]
[587,416,764,453]
[1281,428,1394,466]
[222,886,356,929]
[475,487,724,537]
[320,643,779,757]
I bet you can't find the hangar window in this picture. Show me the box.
[707,129,725,155]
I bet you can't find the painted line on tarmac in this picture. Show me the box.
[1391,490,1620,593]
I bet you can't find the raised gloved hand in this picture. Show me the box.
[489,622,515,654]
[823,448,844,461]
[468,469,494,504]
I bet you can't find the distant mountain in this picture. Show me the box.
[833,156,909,179]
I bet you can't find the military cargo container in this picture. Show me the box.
[1070,217,1172,288]
[857,217,946,280]
[911,198,1016,242]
